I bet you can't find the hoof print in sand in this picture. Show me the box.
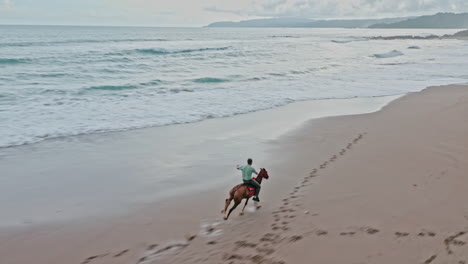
[444,231,467,254]
[315,230,328,236]
[423,255,437,264]
[363,227,379,235]
[417,230,436,237]
[137,243,188,263]
[235,240,256,248]
[223,253,244,260]
[395,232,410,237]
[251,255,285,264]
[260,233,282,244]
[289,235,303,242]
[147,244,158,251]
[114,249,130,258]
[256,246,276,255]
[81,254,109,264]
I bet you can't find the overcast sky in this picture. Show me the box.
[1,0,467,26]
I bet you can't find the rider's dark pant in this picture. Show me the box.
[243,179,261,197]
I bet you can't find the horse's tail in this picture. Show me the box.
[229,184,245,198]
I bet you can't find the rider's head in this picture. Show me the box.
[247,158,253,165]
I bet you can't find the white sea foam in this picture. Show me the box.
[0,26,467,148]
[373,50,404,58]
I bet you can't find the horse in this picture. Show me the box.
[223,168,270,220]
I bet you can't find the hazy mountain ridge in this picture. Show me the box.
[371,29,468,40]
[207,17,409,28]
[207,13,468,29]
[207,18,314,28]
[369,12,468,28]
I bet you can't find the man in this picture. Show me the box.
[237,158,261,202]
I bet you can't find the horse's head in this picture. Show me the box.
[259,168,270,180]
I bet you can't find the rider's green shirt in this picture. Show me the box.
[239,165,257,181]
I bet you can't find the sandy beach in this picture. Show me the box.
[162,84,468,264]
[1,84,468,264]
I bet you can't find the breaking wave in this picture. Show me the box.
[192,77,228,83]
[86,85,140,91]
[0,58,30,65]
[372,50,404,58]
[135,47,230,55]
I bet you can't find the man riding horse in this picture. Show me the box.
[237,158,261,202]
[224,159,269,220]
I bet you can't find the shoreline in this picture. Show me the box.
[2,84,468,264]
[0,94,400,228]
[0,93,408,150]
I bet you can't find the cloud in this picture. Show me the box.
[2,0,13,9]
[1,0,468,26]
[205,0,468,19]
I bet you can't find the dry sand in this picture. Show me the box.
[1,84,468,264]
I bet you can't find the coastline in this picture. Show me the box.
[2,84,468,263]
[0,95,399,227]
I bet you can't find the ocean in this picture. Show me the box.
[1,26,467,148]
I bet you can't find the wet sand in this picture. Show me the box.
[2,84,468,264]
[159,84,468,264]
[0,95,397,264]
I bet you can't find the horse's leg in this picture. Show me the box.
[240,198,250,216]
[223,198,232,215]
[224,199,240,220]
[254,201,262,209]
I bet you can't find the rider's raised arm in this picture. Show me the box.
[236,165,241,170]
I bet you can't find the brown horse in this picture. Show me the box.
[223,168,270,220]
